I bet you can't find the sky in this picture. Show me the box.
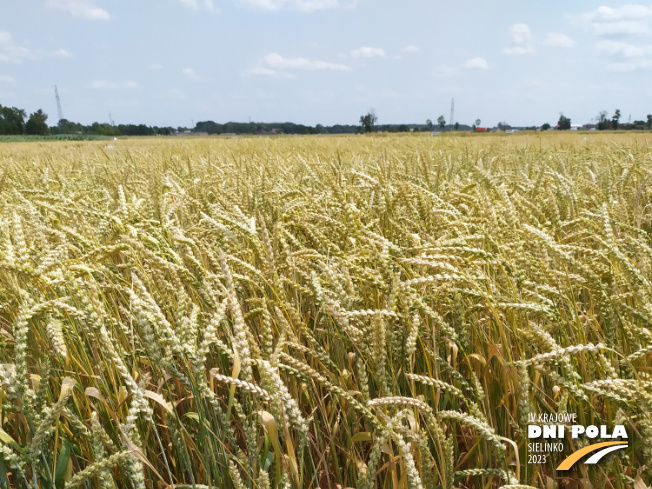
[2,1,652,127]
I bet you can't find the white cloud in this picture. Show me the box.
[248,66,294,78]
[178,0,215,11]
[590,4,652,22]
[504,46,534,55]
[238,0,345,12]
[510,23,533,44]
[503,23,535,54]
[46,0,110,20]
[432,65,457,78]
[593,38,652,71]
[0,31,34,63]
[249,52,351,77]
[583,7,652,72]
[350,46,386,58]
[52,48,73,58]
[263,52,350,70]
[0,75,15,83]
[603,59,652,71]
[402,45,419,53]
[89,80,138,90]
[182,67,207,80]
[154,88,186,100]
[580,5,652,37]
[433,56,489,77]
[544,33,576,48]
[464,57,489,69]
[596,40,652,57]
[0,31,72,63]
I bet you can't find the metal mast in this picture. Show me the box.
[450,98,455,130]
[54,85,64,123]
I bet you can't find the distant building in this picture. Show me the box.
[475,127,487,132]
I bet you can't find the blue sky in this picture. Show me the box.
[2,1,652,127]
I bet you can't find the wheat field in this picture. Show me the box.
[0,133,651,489]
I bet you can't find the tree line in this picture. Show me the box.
[0,104,177,136]
[3,102,652,138]
[193,120,471,135]
[0,106,50,136]
[56,119,176,136]
[358,110,652,133]
[193,120,356,135]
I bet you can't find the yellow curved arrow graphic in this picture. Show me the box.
[556,441,628,471]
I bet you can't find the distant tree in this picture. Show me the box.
[437,115,446,130]
[0,105,26,135]
[359,110,377,133]
[475,119,481,127]
[327,124,357,134]
[648,114,652,130]
[597,111,609,130]
[117,123,154,136]
[454,122,460,131]
[397,124,410,132]
[497,121,512,131]
[541,123,551,130]
[557,114,571,130]
[25,109,49,135]
[612,109,621,130]
[425,119,433,131]
[195,120,219,134]
[90,122,116,136]
[154,126,173,135]
[56,118,85,134]
[629,120,646,130]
